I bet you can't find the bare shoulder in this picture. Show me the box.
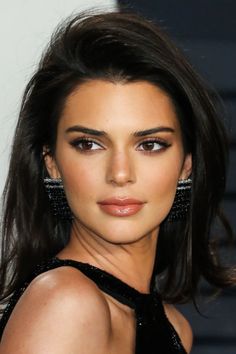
[163,303,193,353]
[0,266,111,354]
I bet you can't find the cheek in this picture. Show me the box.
[56,153,101,209]
[143,153,183,218]
[144,147,183,188]
[147,168,178,204]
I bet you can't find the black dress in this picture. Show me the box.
[0,257,187,353]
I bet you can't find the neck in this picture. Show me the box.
[57,221,159,293]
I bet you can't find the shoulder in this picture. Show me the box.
[163,303,193,354]
[0,266,111,354]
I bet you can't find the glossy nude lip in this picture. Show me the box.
[97,198,145,217]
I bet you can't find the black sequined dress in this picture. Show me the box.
[0,257,187,353]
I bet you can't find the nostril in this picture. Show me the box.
[106,159,136,185]
[108,178,134,186]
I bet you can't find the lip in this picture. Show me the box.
[97,197,145,217]
[98,197,144,206]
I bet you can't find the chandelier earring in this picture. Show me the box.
[43,177,73,221]
[166,177,192,222]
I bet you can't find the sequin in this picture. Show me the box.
[0,257,187,353]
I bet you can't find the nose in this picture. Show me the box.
[106,149,136,186]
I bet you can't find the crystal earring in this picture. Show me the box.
[166,178,192,222]
[43,177,73,221]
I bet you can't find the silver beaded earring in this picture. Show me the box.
[43,177,73,221]
[166,178,192,222]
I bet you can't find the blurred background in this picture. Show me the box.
[0,1,235,353]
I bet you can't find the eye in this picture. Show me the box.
[137,138,170,153]
[70,137,103,151]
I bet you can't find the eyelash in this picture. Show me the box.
[69,136,171,154]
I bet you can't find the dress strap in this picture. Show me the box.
[47,257,154,309]
[0,257,187,353]
[44,258,187,354]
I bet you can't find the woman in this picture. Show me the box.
[0,8,235,354]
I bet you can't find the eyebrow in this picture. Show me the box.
[65,124,175,137]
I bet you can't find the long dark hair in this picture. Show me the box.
[1,8,235,311]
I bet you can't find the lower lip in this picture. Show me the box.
[98,203,144,216]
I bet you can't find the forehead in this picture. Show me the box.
[59,80,180,132]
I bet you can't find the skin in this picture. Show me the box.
[0,80,193,353]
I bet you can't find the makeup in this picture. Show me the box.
[98,197,145,217]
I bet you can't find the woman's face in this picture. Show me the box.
[45,80,191,244]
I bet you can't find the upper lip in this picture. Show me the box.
[98,197,144,205]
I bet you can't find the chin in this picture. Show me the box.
[96,225,157,245]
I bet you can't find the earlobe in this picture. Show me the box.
[43,147,60,179]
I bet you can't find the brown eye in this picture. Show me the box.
[80,140,94,150]
[138,139,170,153]
[142,141,156,151]
[70,138,103,151]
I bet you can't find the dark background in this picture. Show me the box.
[118,1,236,353]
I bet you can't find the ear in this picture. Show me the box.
[43,147,61,179]
[180,153,192,180]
